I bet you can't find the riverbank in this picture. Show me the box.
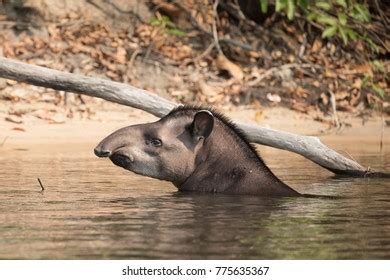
[1,99,387,148]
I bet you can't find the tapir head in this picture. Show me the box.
[94,109,214,185]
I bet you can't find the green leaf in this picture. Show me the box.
[149,17,162,26]
[287,0,295,20]
[335,0,347,8]
[316,1,332,10]
[167,28,186,37]
[372,60,386,73]
[337,13,347,26]
[166,22,177,29]
[365,37,380,53]
[344,27,358,40]
[338,26,349,45]
[298,0,309,9]
[160,15,171,24]
[316,14,338,26]
[260,0,268,13]
[361,74,372,87]
[307,11,319,21]
[352,4,371,23]
[275,0,287,12]
[322,25,338,38]
[371,83,385,99]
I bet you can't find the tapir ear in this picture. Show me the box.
[191,110,214,139]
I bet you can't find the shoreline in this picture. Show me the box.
[1,103,387,149]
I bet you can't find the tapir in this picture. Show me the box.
[94,106,300,197]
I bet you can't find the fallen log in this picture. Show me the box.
[0,56,386,177]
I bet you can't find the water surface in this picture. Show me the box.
[0,139,389,259]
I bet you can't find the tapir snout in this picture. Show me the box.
[94,125,139,156]
[94,125,142,170]
[94,147,111,158]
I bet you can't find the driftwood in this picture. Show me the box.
[0,56,387,177]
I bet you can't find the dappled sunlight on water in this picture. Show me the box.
[0,140,389,259]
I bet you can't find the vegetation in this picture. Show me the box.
[0,0,389,127]
[260,1,381,50]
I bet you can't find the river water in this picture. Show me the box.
[0,138,389,259]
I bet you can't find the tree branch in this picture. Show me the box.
[0,56,386,177]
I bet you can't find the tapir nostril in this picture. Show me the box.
[94,148,112,158]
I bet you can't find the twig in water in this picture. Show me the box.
[0,136,9,147]
[37,178,45,191]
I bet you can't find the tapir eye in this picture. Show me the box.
[150,138,162,147]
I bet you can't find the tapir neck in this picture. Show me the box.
[177,134,300,197]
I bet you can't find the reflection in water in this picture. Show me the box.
[0,143,389,259]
